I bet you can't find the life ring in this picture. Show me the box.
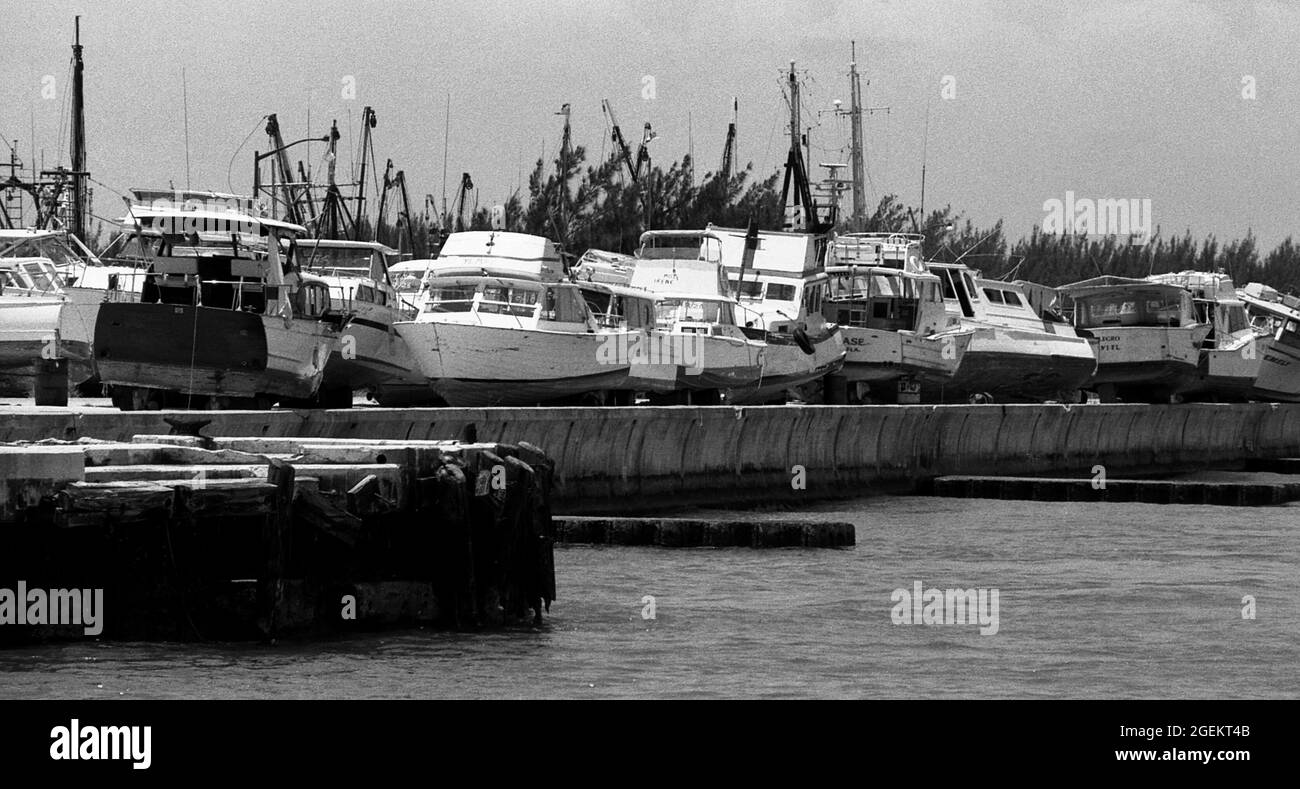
[793,327,816,355]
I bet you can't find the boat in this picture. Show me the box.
[1146,271,1270,401]
[1,228,146,390]
[925,261,1097,403]
[92,206,344,409]
[0,257,81,396]
[295,238,426,407]
[627,229,768,401]
[392,230,637,406]
[1238,282,1300,401]
[820,232,973,403]
[1058,275,1211,402]
[707,224,846,403]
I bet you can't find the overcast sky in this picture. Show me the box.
[2,0,1295,251]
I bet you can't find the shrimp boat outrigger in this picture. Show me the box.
[393,230,638,406]
[93,206,345,410]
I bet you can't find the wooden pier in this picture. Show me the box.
[0,433,557,643]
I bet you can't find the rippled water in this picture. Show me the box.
[2,496,1296,699]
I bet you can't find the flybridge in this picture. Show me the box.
[708,224,820,276]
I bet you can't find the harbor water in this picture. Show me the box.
[2,495,1296,699]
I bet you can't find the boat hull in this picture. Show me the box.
[1079,325,1207,401]
[0,297,94,395]
[728,328,845,404]
[933,326,1096,403]
[1251,337,1300,401]
[396,321,633,406]
[324,314,423,394]
[93,302,332,400]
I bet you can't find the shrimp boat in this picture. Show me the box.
[1238,282,1300,401]
[820,232,973,403]
[1,228,146,389]
[92,206,343,410]
[1058,275,1211,402]
[392,231,636,406]
[295,238,425,407]
[0,257,83,396]
[627,230,767,401]
[706,224,846,404]
[925,261,1096,403]
[1146,271,1269,401]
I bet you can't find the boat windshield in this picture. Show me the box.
[424,284,476,312]
[656,298,734,327]
[480,284,540,317]
[1075,292,1185,328]
[299,246,377,277]
[0,237,85,269]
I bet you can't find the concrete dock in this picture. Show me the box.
[2,402,1297,511]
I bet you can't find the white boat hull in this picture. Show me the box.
[396,321,634,406]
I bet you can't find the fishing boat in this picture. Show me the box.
[628,229,767,401]
[1,228,145,390]
[295,238,424,407]
[926,261,1096,403]
[1146,271,1269,401]
[392,230,637,406]
[1058,275,1210,402]
[1238,282,1300,401]
[93,206,343,410]
[707,224,846,404]
[820,232,973,403]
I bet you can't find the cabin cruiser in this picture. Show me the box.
[820,232,973,403]
[702,224,845,403]
[1,228,145,390]
[93,206,343,410]
[392,231,637,406]
[1058,275,1211,402]
[1146,271,1269,401]
[925,261,1096,403]
[1237,282,1300,401]
[0,256,86,396]
[295,238,424,407]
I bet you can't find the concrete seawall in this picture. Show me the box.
[3,403,1298,512]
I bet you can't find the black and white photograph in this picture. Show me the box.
[0,0,1293,771]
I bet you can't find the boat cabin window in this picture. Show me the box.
[640,235,722,263]
[296,282,332,318]
[656,298,734,328]
[424,284,476,312]
[730,279,764,301]
[540,286,587,323]
[481,285,541,317]
[983,288,1005,304]
[802,282,822,314]
[355,284,377,304]
[1075,292,1184,328]
[963,273,981,301]
[938,269,957,300]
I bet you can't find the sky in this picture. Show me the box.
[2,0,1296,251]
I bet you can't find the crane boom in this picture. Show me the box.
[602,99,638,183]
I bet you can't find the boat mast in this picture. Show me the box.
[848,43,865,230]
[355,106,376,241]
[69,15,87,244]
[779,62,818,233]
